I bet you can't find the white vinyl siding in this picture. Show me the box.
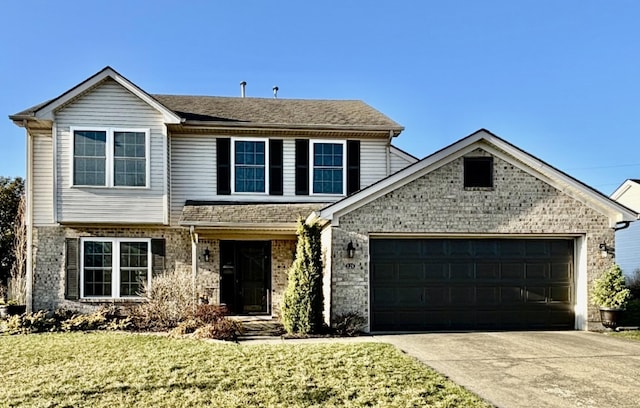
[360,139,388,188]
[55,79,166,224]
[32,131,54,225]
[390,146,417,173]
[169,136,411,224]
[170,134,216,223]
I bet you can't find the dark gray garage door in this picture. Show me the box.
[370,238,575,331]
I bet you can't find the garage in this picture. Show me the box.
[370,238,575,331]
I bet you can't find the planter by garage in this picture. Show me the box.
[599,308,623,330]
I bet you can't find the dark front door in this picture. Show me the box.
[220,241,271,314]
[370,238,575,331]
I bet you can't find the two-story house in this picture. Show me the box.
[9,67,414,319]
[10,67,637,331]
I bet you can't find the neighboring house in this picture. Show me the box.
[9,67,637,332]
[611,179,640,277]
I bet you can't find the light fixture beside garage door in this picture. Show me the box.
[347,241,356,258]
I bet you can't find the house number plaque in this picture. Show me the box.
[345,263,356,269]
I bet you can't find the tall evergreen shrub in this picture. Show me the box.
[282,220,324,334]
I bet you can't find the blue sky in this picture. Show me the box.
[1,1,639,195]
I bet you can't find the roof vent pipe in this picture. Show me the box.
[273,86,279,99]
[240,81,246,98]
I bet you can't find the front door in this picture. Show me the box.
[220,241,271,314]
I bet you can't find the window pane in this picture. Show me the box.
[114,132,146,186]
[313,143,343,194]
[74,131,106,186]
[83,241,112,297]
[120,242,148,297]
[234,141,266,192]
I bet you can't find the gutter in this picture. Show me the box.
[24,121,33,312]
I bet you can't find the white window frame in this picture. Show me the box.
[79,237,152,299]
[70,127,151,188]
[309,140,347,196]
[231,137,269,194]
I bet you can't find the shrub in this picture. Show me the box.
[591,264,631,309]
[334,312,366,336]
[282,220,324,335]
[189,304,229,324]
[128,270,197,331]
[1,310,56,334]
[626,269,640,300]
[60,306,131,332]
[193,319,243,342]
[621,299,640,326]
[170,319,201,336]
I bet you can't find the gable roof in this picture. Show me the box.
[11,67,404,135]
[311,129,638,227]
[10,66,181,124]
[611,179,640,213]
[153,95,403,132]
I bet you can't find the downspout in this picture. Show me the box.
[386,130,393,176]
[24,121,33,313]
[189,225,198,299]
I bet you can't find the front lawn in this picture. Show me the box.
[0,332,490,407]
[610,330,640,342]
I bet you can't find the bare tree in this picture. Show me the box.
[8,195,26,304]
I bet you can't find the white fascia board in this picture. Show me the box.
[482,135,638,222]
[389,144,419,163]
[35,67,181,124]
[318,129,637,225]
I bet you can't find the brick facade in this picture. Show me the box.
[32,226,294,317]
[327,151,615,331]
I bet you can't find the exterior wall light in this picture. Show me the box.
[347,241,356,258]
[203,247,211,262]
[599,243,615,258]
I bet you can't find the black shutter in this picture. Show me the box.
[347,140,361,195]
[65,238,80,300]
[151,238,166,277]
[295,139,309,195]
[269,139,283,195]
[217,138,231,195]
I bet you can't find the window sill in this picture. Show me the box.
[79,298,147,303]
[464,186,494,191]
[70,185,150,190]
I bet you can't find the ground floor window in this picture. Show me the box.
[81,238,151,299]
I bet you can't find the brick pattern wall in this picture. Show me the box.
[32,226,191,311]
[329,151,615,330]
[32,227,296,317]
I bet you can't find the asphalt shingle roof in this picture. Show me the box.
[152,94,402,128]
[180,201,329,226]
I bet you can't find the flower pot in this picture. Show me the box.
[599,308,623,329]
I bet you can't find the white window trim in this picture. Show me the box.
[231,137,269,194]
[70,126,151,189]
[79,237,152,300]
[309,139,347,196]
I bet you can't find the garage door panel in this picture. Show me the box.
[502,263,525,279]
[450,263,474,279]
[371,263,395,280]
[398,263,424,280]
[525,287,546,303]
[371,238,575,331]
[477,263,500,279]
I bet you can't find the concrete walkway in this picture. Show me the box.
[376,331,640,408]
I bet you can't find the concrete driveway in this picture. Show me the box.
[376,331,640,408]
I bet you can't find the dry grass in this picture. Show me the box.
[0,332,490,407]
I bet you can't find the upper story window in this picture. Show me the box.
[232,139,268,193]
[311,141,346,195]
[81,237,151,299]
[464,157,493,188]
[71,127,149,188]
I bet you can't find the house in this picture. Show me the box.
[9,67,637,332]
[611,179,640,277]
